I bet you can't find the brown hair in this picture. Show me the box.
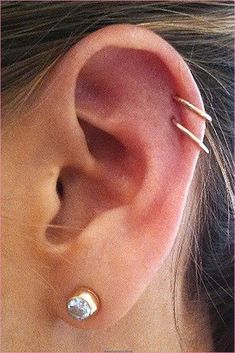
[2,1,234,351]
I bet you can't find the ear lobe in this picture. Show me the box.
[27,24,207,329]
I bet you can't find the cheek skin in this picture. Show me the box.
[2,112,61,228]
[2,134,62,349]
[2,117,61,318]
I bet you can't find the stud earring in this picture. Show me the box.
[172,95,212,153]
[67,287,100,320]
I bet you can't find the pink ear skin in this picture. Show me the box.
[21,24,206,329]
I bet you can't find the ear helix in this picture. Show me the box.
[171,95,212,154]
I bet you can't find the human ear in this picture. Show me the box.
[22,24,207,329]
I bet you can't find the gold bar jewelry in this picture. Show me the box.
[172,118,209,154]
[173,96,212,123]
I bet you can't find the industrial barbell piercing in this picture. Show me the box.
[173,95,212,123]
[67,287,100,320]
[171,117,209,154]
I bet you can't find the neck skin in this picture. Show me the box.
[2,223,212,352]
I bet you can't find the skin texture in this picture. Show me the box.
[2,24,212,351]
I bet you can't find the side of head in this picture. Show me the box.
[2,2,234,352]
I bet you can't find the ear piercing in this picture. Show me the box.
[172,95,212,153]
[173,96,212,122]
[67,287,100,320]
[172,118,209,154]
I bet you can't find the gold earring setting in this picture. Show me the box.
[67,287,100,320]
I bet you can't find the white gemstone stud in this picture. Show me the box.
[67,287,100,320]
